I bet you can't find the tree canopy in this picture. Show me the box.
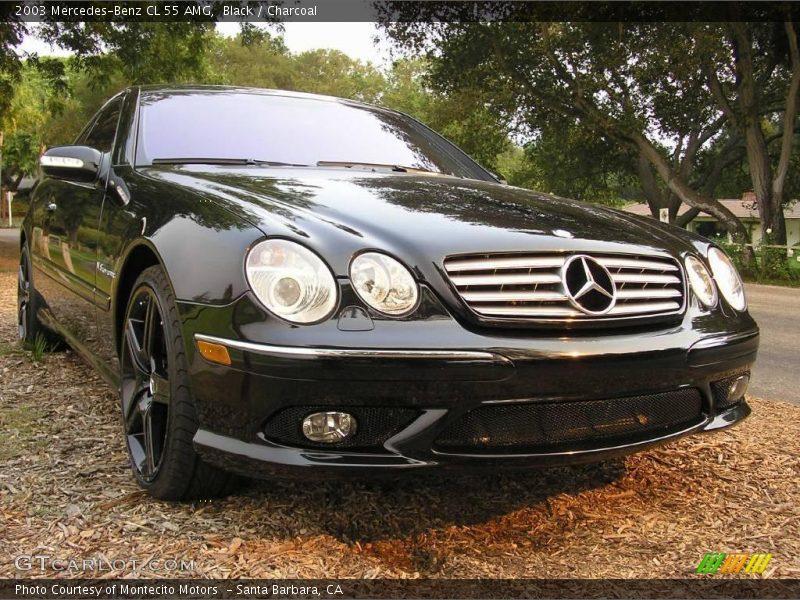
[0,28,512,192]
[3,17,798,253]
[379,15,800,245]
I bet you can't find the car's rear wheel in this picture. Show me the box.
[120,265,236,500]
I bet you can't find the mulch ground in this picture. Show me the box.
[0,240,798,579]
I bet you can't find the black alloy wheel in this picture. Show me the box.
[17,244,54,347]
[120,286,171,482]
[119,265,236,500]
[17,249,31,342]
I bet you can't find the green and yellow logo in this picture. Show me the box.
[696,552,773,574]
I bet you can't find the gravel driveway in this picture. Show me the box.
[0,241,798,579]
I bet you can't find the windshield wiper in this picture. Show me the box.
[152,158,310,167]
[316,160,438,175]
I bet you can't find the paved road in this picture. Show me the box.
[0,228,20,243]
[0,228,794,402]
[745,283,799,404]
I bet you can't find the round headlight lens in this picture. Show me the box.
[350,252,418,316]
[245,239,337,324]
[708,247,746,311]
[684,255,717,308]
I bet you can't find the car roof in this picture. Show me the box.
[135,84,390,114]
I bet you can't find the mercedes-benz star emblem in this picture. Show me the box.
[561,255,617,315]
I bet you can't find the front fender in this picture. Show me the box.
[115,169,265,306]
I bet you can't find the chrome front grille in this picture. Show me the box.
[443,252,685,321]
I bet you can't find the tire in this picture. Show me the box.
[18,244,61,349]
[119,265,236,500]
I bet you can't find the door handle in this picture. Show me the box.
[47,202,57,212]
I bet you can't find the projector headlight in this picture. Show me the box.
[350,252,418,316]
[708,247,747,311]
[245,239,338,324]
[684,255,717,308]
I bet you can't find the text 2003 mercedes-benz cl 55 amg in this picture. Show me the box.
[20,86,758,499]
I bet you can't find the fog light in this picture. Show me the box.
[728,375,750,402]
[301,411,357,443]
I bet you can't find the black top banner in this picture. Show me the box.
[4,1,800,23]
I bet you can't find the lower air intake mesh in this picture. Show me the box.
[435,388,703,454]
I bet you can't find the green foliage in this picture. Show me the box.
[4,17,798,238]
[378,17,798,238]
[1,63,58,185]
[0,60,127,188]
[1,130,39,176]
[208,34,384,101]
[493,146,533,187]
[4,23,659,203]
[715,236,800,285]
[3,31,520,191]
[378,58,511,170]
[0,4,26,116]
[292,48,384,101]
[0,19,216,125]
[30,332,48,363]
[41,69,129,145]
[35,22,215,86]
[2,22,215,189]
[520,120,639,204]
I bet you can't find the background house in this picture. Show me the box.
[623,196,800,248]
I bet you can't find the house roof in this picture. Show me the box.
[622,199,800,220]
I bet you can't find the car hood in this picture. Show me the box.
[141,165,699,276]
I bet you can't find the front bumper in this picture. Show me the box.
[185,322,759,478]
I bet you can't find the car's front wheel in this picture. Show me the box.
[119,265,235,500]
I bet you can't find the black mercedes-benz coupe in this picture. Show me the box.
[19,86,758,499]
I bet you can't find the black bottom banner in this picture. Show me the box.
[2,579,800,600]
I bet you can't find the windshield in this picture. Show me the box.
[136,90,492,180]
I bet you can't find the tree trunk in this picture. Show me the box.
[768,20,800,247]
[637,144,692,225]
[761,200,787,244]
[629,130,757,266]
[676,207,701,228]
[731,22,790,246]
[569,94,748,243]
[632,132,750,241]
[636,153,666,218]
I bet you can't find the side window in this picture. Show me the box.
[80,97,122,153]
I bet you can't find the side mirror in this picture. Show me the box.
[40,146,102,183]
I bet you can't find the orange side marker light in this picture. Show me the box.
[197,340,232,366]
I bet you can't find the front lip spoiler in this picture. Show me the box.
[194,333,511,363]
[193,402,751,476]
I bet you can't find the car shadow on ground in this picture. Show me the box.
[237,460,626,545]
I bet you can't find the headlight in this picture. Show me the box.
[684,255,717,308]
[349,252,418,316]
[245,239,338,324]
[708,247,746,311]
